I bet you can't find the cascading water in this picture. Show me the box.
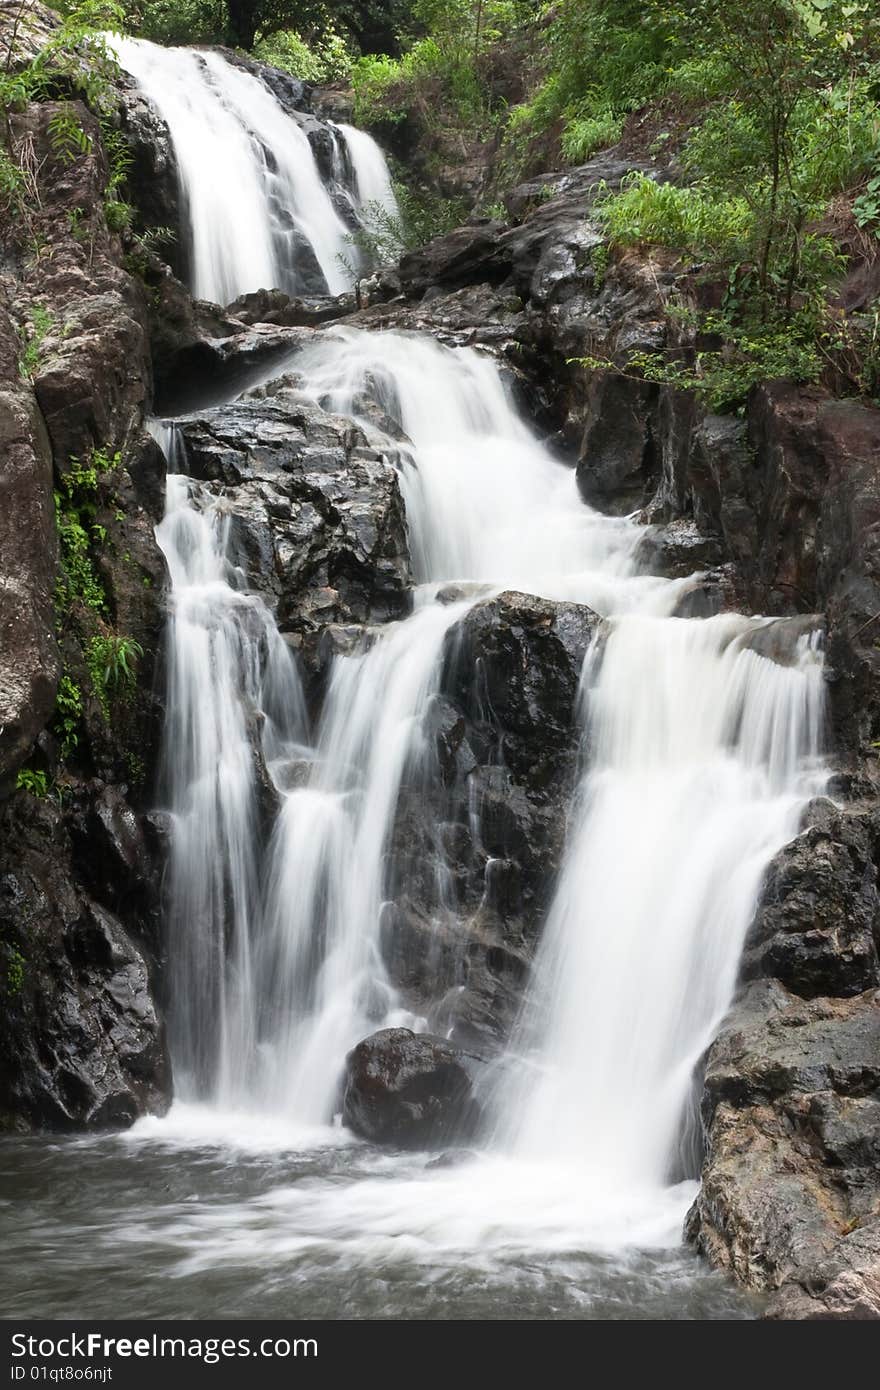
[153,431,309,1102]
[118,53,831,1298]
[6,318,825,1316]
[499,615,825,1188]
[109,36,397,303]
[0,18,844,1322]
[331,121,402,245]
[151,328,827,1208]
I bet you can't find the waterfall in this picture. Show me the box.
[154,455,309,1102]
[332,121,402,251]
[499,615,825,1185]
[136,48,831,1259]
[152,328,826,1169]
[110,36,390,303]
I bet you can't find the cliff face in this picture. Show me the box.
[1,13,878,1315]
[0,90,170,1129]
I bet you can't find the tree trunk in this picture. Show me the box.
[227,0,259,51]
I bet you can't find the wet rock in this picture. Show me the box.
[225,288,357,328]
[739,614,825,666]
[225,50,310,115]
[400,221,512,297]
[501,156,654,292]
[444,590,599,783]
[342,1027,483,1147]
[147,275,244,410]
[765,1225,880,1319]
[741,804,880,1000]
[0,793,170,1132]
[639,518,726,580]
[575,372,660,515]
[115,79,185,279]
[177,387,411,633]
[377,592,599,1050]
[686,982,880,1310]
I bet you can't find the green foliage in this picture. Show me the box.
[5,946,26,998]
[122,223,177,278]
[573,322,822,413]
[15,767,49,798]
[103,197,133,231]
[853,169,880,238]
[341,180,467,269]
[86,634,143,717]
[126,1,418,54]
[47,107,93,164]
[53,673,84,760]
[1,3,127,119]
[591,241,609,290]
[598,174,752,259]
[54,448,120,615]
[125,750,146,787]
[561,110,623,163]
[1,2,134,244]
[123,0,226,46]
[253,26,354,81]
[17,305,54,379]
[352,3,536,128]
[0,144,27,219]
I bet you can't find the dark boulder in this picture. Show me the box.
[0,793,170,1132]
[115,79,185,280]
[225,288,357,328]
[342,1027,483,1147]
[399,221,513,298]
[377,592,599,1052]
[741,803,880,1000]
[177,385,411,634]
[686,981,880,1313]
[443,590,600,783]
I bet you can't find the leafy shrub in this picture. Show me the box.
[598,174,751,259]
[86,634,143,716]
[17,306,55,380]
[15,768,49,798]
[254,27,354,82]
[5,946,26,997]
[54,448,120,614]
[53,674,84,761]
[561,110,623,163]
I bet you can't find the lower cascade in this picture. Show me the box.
[148,327,827,1259]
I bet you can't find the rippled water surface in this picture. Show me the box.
[0,1115,759,1321]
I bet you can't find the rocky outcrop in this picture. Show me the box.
[0,82,170,1132]
[686,804,880,1317]
[0,789,169,1131]
[384,592,600,1051]
[0,297,60,789]
[686,982,880,1317]
[741,803,880,1000]
[176,383,412,637]
[9,102,151,466]
[115,78,184,279]
[342,1027,483,1147]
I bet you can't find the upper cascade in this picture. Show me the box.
[109,35,399,305]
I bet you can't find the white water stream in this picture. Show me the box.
[110,37,398,303]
